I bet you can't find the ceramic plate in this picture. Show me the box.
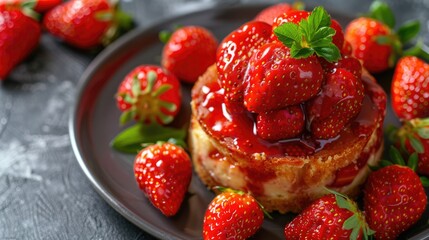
[69,3,429,239]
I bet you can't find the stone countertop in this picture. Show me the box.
[0,0,428,239]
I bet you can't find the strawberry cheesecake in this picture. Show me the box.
[189,7,387,213]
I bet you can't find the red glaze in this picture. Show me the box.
[193,70,386,158]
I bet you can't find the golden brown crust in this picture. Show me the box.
[189,65,384,213]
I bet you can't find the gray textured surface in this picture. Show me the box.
[0,0,428,239]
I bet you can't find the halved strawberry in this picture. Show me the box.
[116,65,181,125]
[307,68,365,139]
[217,21,272,106]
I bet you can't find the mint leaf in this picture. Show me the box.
[274,6,340,62]
[397,20,421,44]
[274,23,301,47]
[369,0,395,28]
[111,123,187,153]
[313,43,341,62]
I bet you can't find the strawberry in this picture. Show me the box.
[161,26,218,84]
[307,68,365,139]
[391,56,429,120]
[217,21,272,106]
[285,191,374,240]
[256,105,305,141]
[243,42,323,112]
[345,17,392,73]
[0,9,41,80]
[134,142,192,216]
[345,1,424,73]
[253,2,296,25]
[364,149,427,239]
[43,0,132,49]
[203,189,264,240]
[390,118,429,176]
[0,0,61,12]
[116,65,181,125]
[323,54,363,79]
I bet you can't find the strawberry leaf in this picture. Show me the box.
[159,30,172,43]
[369,0,395,29]
[417,127,429,139]
[397,20,421,44]
[274,6,340,62]
[389,146,406,165]
[409,134,424,153]
[343,214,359,230]
[111,123,187,153]
[407,152,419,171]
[421,177,429,187]
[380,159,393,167]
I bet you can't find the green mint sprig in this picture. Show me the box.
[274,6,341,62]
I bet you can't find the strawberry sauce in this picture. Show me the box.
[194,73,386,160]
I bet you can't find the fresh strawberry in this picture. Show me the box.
[272,10,344,51]
[391,56,429,120]
[345,17,391,73]
[390,118,429,176]
[345,1,424,73]
[243,42,323,112]
[364,155,427,239]
[253,2,296,25]
[43,0,132,49]
[0,9,40,80]
[307,68,365,139]
[256,105,305,141]
[285,191,374,240]
[161,26,218,84]
[116,65,181,125]
[323,54,363,79]
[0,0,61,12]
[134,142,192,216]
[203,189,264,240]
[217,21,272,106]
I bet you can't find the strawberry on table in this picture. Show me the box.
[391,56,429,120]
[43,0,133,49]
[0,7,41,80]
[161,26,218,84]
[134,142,192,216]
[284,190,374,240]
[217,21,272,107]
[364,147,428,239]
[345,1,425,73]
[116,65,181,125]
[203,188,264,240]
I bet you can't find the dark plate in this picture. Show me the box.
[69,3,429,240]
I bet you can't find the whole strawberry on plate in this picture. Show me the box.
[116,65,181,125]
[389,118,429,176]
[391,56,429,120]
[134,142,192,216]
[43,0,133,49]
[203,188,265,240]
[345,1,425,73]
[161,26,218,84]
[0,0,61,13]
[0,5,41,80]
[364,146,428,239]
[284,190,374,240]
